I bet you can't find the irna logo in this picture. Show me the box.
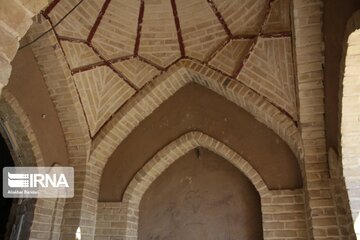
[3,167,74,198]
[7,172,69,188]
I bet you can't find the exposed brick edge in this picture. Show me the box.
[89,59,303,174]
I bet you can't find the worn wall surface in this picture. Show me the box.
[6,46,68,166]
[139,148,263,240]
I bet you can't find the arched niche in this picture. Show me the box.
[120,131,269,239]
[139,148,263,240]
[99,84,302,201]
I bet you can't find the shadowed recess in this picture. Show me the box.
[139,148,263,240]
[99,84,302,201]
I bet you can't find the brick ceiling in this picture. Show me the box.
[41,0,296,137]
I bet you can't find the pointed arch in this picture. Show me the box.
[0,89,65,240]
[0,89,44,166]
[120,131,269,238]
[90,59,303,170]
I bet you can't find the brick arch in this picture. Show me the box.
[0,89,44,167]
[0,0,92,162]
[340,9,360,237]
[25,20,96,239]
[0,0,49,167]
[90,59,303,170]
[0,89,65,240]
[120,131,269,238]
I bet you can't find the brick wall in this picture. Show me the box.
[262,190,307,239]
[293,0,343,238]
[27,20,94,239]
[0,0,358,239]
[95,191,308,240]
[95,202,123,240]
[94,132,307,240]
[30,197,66,240]
[0,88,67,240]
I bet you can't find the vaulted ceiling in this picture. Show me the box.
[35,0,296,137]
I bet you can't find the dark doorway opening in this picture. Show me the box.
[0,133,15,240]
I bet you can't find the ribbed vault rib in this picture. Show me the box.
[233,0,276,77]
[134,0,144,56]
[171,0,185,57]
[87,0,112,42]
[36,0,298,139]
[43,14,93,139]
[206,0,232,37]
[90,44,139,90]
[43,0,61,16]
[57,35,138,91]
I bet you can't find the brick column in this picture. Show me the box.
[60,161,101,240]
[293,0,340,238]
